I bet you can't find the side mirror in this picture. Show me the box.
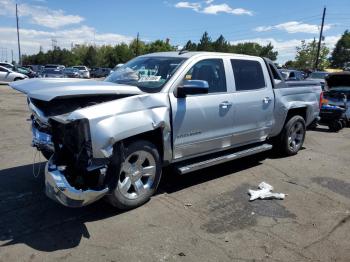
[176,80,209,98]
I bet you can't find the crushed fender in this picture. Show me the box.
[248,182,286,201]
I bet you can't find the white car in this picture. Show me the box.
[73,66,90,78]
[0,65,28,83]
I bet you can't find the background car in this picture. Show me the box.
[306,71,329,90]
[0,62,15,70]
[73,65,90,78]
[0,65,28,83]
[26,65,44,74]
[90,67,111,78]
[16,66,37,78]
[40,68,65,78]
[44,64,65,70]
[64,67,82,78]
[279,69,304,81]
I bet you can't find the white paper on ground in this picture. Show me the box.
[248,182,286,201]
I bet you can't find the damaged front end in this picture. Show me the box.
[45,117,109,207]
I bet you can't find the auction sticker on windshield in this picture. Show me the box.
[138,76,161,82]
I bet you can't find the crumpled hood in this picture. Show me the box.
[9,78,143,101]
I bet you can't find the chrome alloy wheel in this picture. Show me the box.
[288,121,304,152]
[117,150,156,200]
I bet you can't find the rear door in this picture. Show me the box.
[229,58,275,146]
[170,58,235,159]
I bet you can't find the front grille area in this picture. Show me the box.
[50,118,93,170]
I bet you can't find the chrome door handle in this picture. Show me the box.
[263,97,272,104]
[220,101,232,109]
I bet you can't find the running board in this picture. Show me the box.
[176,144,273,175]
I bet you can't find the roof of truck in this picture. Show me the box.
[141,51,259,59]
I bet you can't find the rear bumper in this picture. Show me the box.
[45,158,109,207]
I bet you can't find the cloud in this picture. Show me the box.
[0,26,134,61]
[0,0,84,28]
[230,35,341,64]
[174,1,201,12]
[255,21,331,34]
[202,4,252,15]
[174,1,252,16]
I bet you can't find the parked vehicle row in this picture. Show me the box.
[11,51,322,210]
[0,65,28,83]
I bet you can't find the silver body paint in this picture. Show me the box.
[10,52,322,207]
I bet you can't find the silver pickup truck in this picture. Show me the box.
[11,52,322,209]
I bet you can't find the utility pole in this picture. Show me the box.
[314,6,326,71]
[11,49,14,63]
[16,4,22,65]
[136,32,140,56]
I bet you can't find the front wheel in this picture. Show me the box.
[107,140,162,210]
[278,116,306,156]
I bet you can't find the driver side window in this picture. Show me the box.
[184,59,227,93]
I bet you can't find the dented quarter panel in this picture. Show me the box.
[67,93,172,161]
[271,84,322,137]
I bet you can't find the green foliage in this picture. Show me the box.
[291,39,329,71]
[22,32,279,67]
[330,30,350,68]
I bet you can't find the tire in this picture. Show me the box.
[278,115,306,156]
[307,119,318,130]
[40,149,53,160]
[107,140,162,210]
[328,121,342,132]
[13,78,23,81]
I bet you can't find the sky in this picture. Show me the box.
[0,0,349,64]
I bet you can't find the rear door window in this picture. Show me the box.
[231,59,266,91]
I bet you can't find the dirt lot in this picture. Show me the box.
[0,83,350,262]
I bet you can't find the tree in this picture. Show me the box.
[183,40,197,51]
[330,30,350,68]
[293,39,329,71]
[213,35,229,52]
[197,32,213,51]
[283,60,295,68]
[146,40,175,53]
[259,43,278,61]
[83,46,98,67]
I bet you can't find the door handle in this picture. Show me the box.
[220,101,232,109]
[263,97,272,104]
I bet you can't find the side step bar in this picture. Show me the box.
[176,143,273,175]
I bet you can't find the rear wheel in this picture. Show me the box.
[278,116,306,156]
[328,120,342,132]
[107,140,162,210]
[13,77,23,81]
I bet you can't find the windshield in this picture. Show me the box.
[64,68,78,73]
[105,56,186,92]
[310,72,328,79]
[43,69,62,74]
[74,66,86,70]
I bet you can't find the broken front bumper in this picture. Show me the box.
[45,158,109,207]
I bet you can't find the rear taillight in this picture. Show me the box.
[319,92,329,107]
[319,92,323,109]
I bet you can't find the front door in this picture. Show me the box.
[170,58,235,159]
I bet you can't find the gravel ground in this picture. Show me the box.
[0,83,350,262]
